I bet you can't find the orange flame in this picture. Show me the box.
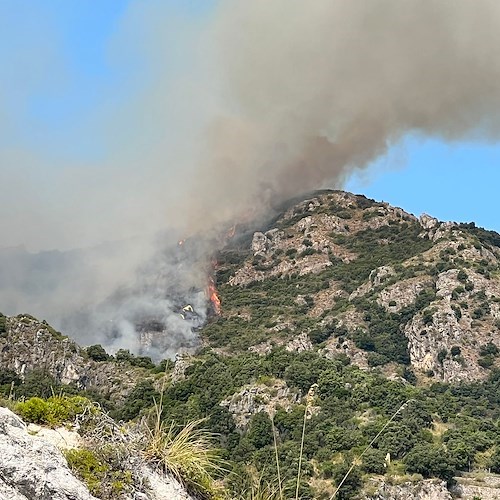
[178,239,185,246]
[207,276,221,315]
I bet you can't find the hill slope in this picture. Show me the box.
[1,190,500,499]
[211,190,500,382]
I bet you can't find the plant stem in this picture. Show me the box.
[271,415,283,500]
[295,404,308,500]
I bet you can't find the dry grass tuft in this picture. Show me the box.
[142,399,226,498]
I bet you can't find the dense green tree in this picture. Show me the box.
[404,444,456,481]
[85,344,109,362]
[362,448,387,474]
[113,380,159,421]
[247,412,273,449]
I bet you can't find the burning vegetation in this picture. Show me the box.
[206,276,222,316]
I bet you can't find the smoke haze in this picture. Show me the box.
[2,0,500,356]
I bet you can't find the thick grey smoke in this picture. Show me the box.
[181,0,500,230]
[2,0,500,357]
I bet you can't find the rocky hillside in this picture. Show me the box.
[1,190,500,499]
[211,190,500,382]
[0,313,156,403]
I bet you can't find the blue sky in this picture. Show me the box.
[346,137,500,230]
[1,0,499,247]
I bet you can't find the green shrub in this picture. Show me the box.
[15,397,47,423]
[0,368,21,388]
[86,344,110,362]
[64,449,108,495]
[362,448,387,474]
[300,248,316,257]
[437,349,448,364]
[480,342,499,357]
[404,444,455,481]
[16,395,91,426]
[478,356,495,369]
[247,412,273,449]
[367,352,389,367]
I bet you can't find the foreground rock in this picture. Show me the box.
[0,406,97,500]
[0,406,196,500]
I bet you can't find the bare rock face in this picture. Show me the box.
[378,276,434,312]
[366,478,452,500]
[137,467,196,500]
[0,315,145,402]
[285,332,313,353]
[323,336,369,370]
[0,406,97,500]
[419,214,440,230]
[251,232,269,256]
[404,267,500,382]
[404,301,480,382]
[450,473,500,500]
[221,380,299,429]
[350,266,396,299]
[365,475,500,500]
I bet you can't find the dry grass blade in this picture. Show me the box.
[295,384,317,500]
[271,414,284,500]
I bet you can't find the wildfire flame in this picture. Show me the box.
[178,239,185,246]
[207,276,221,315]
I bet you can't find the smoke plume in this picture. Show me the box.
[2,0,500,357]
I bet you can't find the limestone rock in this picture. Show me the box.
[377,276,433,311]
[366,478,452,499]
[285,332,313,353]
[0,406,97,500]
[221,381,299,429]
[419,214,439,230]
[251,232,269,256]
[0,316,145,402]
[450,473,500,500]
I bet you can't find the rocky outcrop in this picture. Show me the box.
[377,276,434,312]
[364,475,500,500]
[0,406,97,500]
[365,478,452,499]
[323,336,369,370]
[451,473,500,499]
[350,266,397,299]
[0,406,197,500]
[404,267,500,382]
[221,380,299,429]
[285,332,313,353]
[0,315,146,401]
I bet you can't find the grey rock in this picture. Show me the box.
[419,214,439,230]
[366,478,452,499]
[0,407,97,500]
[251,232,268,255]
